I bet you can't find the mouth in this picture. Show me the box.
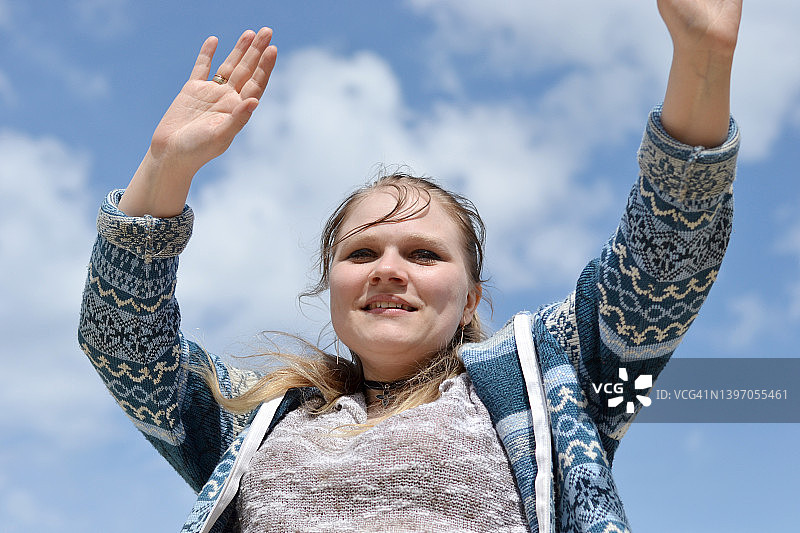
[362,298,417,312]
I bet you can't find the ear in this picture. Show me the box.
[461,283,482,326]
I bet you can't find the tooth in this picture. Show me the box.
[368,301,412,310]
[371,302,404,309]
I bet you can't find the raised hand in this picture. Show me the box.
[120,28,277,218]
[658,1,743,147]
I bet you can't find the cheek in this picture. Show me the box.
[328,268,347,310]
[424,269,470,313]
[328,264,363,314]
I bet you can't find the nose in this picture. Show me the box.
[369,251,407,285]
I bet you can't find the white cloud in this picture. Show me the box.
[0,130,117,448]
[730,3,800,159]
[408,0,666,145]
[407,0,664,74]
[407,0,800,162]
[177,47,617,351]
[0,133,92,317]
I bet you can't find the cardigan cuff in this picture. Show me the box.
[96,189,194,262]
[639,105,739,212]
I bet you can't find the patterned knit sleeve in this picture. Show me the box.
[78,190,257,493]
[541,106,739,459]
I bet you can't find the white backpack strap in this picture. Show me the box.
[513,313,553,533]
[201,394,285,533]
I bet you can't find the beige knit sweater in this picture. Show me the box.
[237,373,529,532]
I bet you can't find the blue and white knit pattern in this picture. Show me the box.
[462,107,737,532]
[97,189,195,262]
[78,107,738,532]
[79,192,253,498]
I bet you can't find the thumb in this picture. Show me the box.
[231,98,260,128]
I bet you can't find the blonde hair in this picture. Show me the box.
[202,173,488,425]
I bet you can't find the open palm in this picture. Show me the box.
[150,28,277,174]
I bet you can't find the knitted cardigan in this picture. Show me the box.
[78,107,739,532]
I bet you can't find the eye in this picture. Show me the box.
[346,248,376,262]
[410,249,441,264]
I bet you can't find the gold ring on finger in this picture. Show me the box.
[212,73,228,85]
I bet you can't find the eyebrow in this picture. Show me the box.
[335,232,452,255]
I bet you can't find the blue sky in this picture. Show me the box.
[1,0,799,531]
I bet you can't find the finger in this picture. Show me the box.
[240,45,278,101]
[189,36,218,81]
[227,27,273,92]
[214,29,256,81]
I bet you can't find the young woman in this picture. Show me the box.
[79,1,742,531]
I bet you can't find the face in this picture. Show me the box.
[329,189,480,382]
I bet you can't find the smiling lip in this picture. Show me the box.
[362,295,417,312]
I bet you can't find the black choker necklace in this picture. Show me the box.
[363,379,408,407]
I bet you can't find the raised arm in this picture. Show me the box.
[119,27,277,217]
[79,30,275,491]
[461,5,742,531]
[540,1,742,460]
[659,0,742,147]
